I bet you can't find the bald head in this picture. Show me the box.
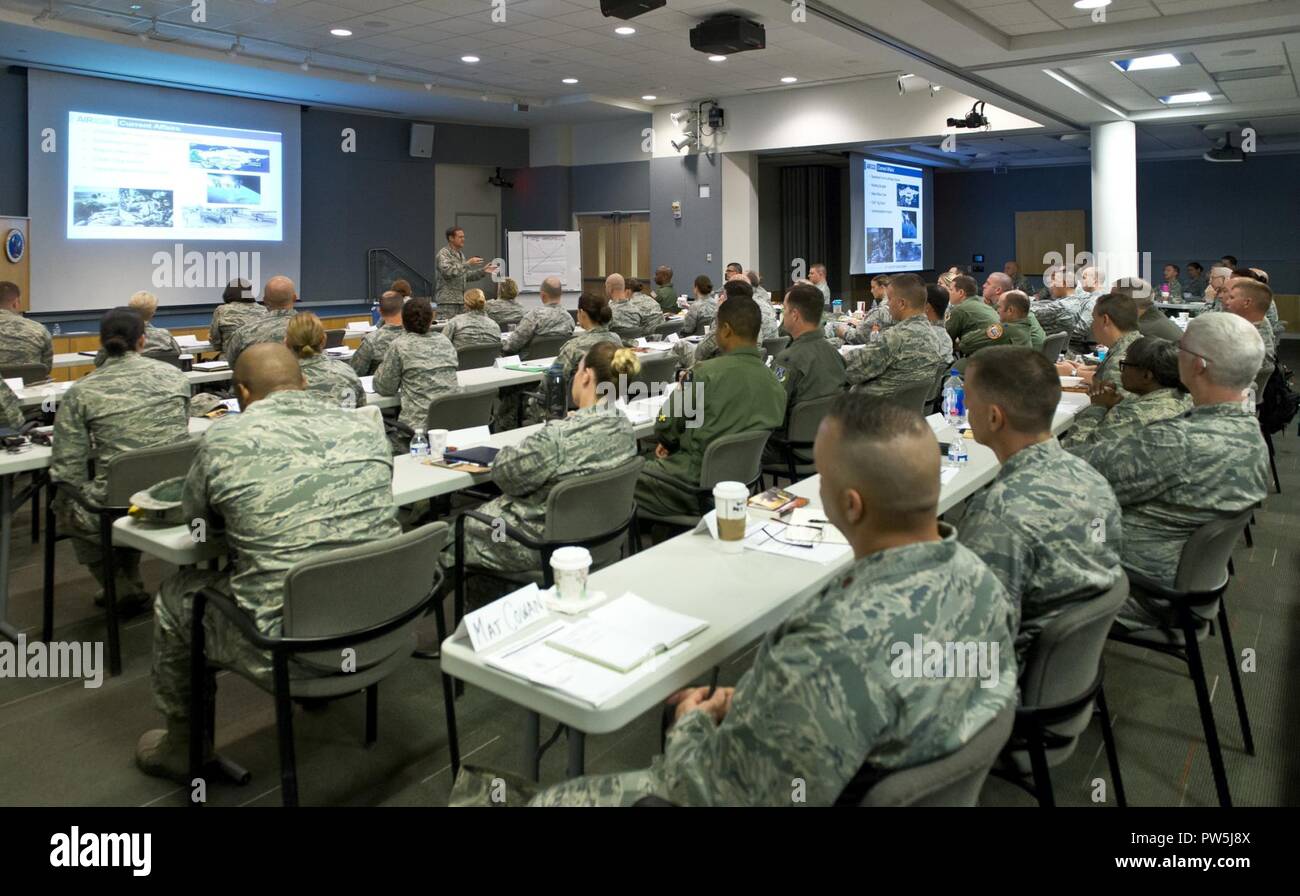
[234,343,305,406]
[983,272,1013,304]
[814,394,940,553]
[605,273,627,302]
[262,276,297,310]
[540,277,562,303]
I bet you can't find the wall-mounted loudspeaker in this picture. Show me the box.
[409,123,435,158]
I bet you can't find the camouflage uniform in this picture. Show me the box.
[0,380,21,429]
[845,314,946,396]
[484,297,525,330]
[502,305,574,356]
[93,323,181,367]
[443,309,503,351]
[451,525,1016,806]
[456,404,638,574]
[224,308,296,368]
[636,347,786,518]
[435,246,491,319]
[1074,403,1269,628]
[930,321,954,366]
[1033,294,1097,351]
[350,322,404,377]
[1251,318,1276,400]
[299,353,367,409]
[51,353,190,592]
[0,307,53,376]
[611,299,650,342]
[1092,329,1141,395]
[1163,279,1184,300]
[1010,273,1032,294]
[1063,387,1191,450]
[150,389,400,723]
[953,317,1035,371]
[1137,308,1183,343]
[959,439,1123,663]
[1185,276,1208,299]
[680,297,717,337]
[373,330,461,445]
[813,280,831,305]
[621,294,668,337]
[755,296,781,342]
[843,301,894,345]
[207,302,267,357]
[555,326,621,380]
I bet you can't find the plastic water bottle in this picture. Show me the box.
[52,323,61,337]
[1096,345,1109,362]
[370,301,380,327]
[942,369,965,427]
[409,429,429,458]
[947,431,968,466]
[832,299,843,316]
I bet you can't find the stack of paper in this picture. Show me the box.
[175,334,202,348]
[360,375,375,394]
[544,594,707,673]
[192,360,229,371]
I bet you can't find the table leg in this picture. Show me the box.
[524,711,540,781]
[0,475,18,641]
[565,729,586,779]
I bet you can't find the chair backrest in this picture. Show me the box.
[762,336,790,360]
[425,390,496,431]
[456,343,502,370]
[927,361,949,404]
[102,440,200,507]
[143,349,183,369]
[610,322,644,341]
[521,334,570,362]
[885,379,933,414]
[0,363,48,385]
[544,458,645,567]
[698,430,771,489]
[325,329,346,349]
[786,394,839,444]
[632,354,678,388]
[1174,505,1256,594]
[858,705,1014,807]
[1040,331,1068,361]
[653,318,685,338]
[1019,576,1129,737]
[283,522,447,672]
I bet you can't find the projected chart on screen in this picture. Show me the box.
[863,160,924,274]
[66,111,283,241]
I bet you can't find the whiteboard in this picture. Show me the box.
[506,231,581,291]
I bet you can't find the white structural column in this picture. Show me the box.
[1090,120,1140,283]
[720,151,761,270]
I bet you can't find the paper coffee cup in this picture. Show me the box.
[550,546,592,602]
[427,428,449,457]
[713,481,749,554]
[856,301,866,313]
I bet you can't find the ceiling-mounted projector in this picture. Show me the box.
[600,0,666,19]
[690,14,765,56]
[1203,134,1245,163]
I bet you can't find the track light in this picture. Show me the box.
[226,39,243,57]
[300,54,311,71]
[368,72,377,83]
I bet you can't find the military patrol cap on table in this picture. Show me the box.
[128,477,186,525]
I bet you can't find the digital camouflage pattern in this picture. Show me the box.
[435,245,491,317]
[372,330,461,438]
[93,323,181,367]
[449,527,1016,806]
[443,309,503,351]
[1032,294,1097,349]
[636,347,785,518]
[843,300,894,344]
[1137,308,1183,343]
[1252,318,1276,400]
[0,307,53,375]
[1092,329,1141,395]
[1074,402,1268,626]
[615,294,667,339]
[350,322,404,376]
[756,295,781,342]
[456,404,638,574]
[150,388,400,721]
[224,308,296,368]
[485,297,525,330]
[0,379,21,428]
[958,439,1123,663]
[207,302,267,356]
[680,296,717,337]
[1062,387,1190,450]
[930,321,954,366]
[299,353,367,409]
[555,326,621,379]
[501,304,574,356]
[845,314,946,396]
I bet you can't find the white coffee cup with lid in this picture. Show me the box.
[550,546,593,603]
[712,481,750,554]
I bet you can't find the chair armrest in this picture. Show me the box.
[638,465,712,498]
[1123,566,1220,608]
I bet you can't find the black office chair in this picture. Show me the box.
[456,343,502,371]
[762,394,837,486]
[0,363,49,385]
[143,349,183,369]
[325,329,346,349]
[519,334,570,363]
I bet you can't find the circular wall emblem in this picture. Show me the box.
[4,229,23,264]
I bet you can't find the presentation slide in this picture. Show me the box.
[862,160,924,274]
[67,112,283,241]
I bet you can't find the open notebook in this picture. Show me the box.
[543,594,707,674]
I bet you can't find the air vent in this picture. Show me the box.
[1212,65,1287,83]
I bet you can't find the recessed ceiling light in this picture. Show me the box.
[562,78,578,84]
[461,55,480,63]
[615,26,635,36]
[129,3,141,8]
[330,28,351,37]
[1161,90,1212,104]
[641,94,657,101]
[1111,54,1180,72]
[781,76,797,83]
[708,55,726,62]
[1073,0,1111,8]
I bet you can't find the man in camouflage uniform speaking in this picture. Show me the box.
[958,346,1123,664]
[450,395,1016,806]
[436,225,498,320]
[136,344,401,780]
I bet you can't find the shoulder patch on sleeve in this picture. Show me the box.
[986,323,1003,339]
[774,365,787,382]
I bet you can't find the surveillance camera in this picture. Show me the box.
[947,101,989,130]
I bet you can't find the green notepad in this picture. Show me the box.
[504,363,550,373]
